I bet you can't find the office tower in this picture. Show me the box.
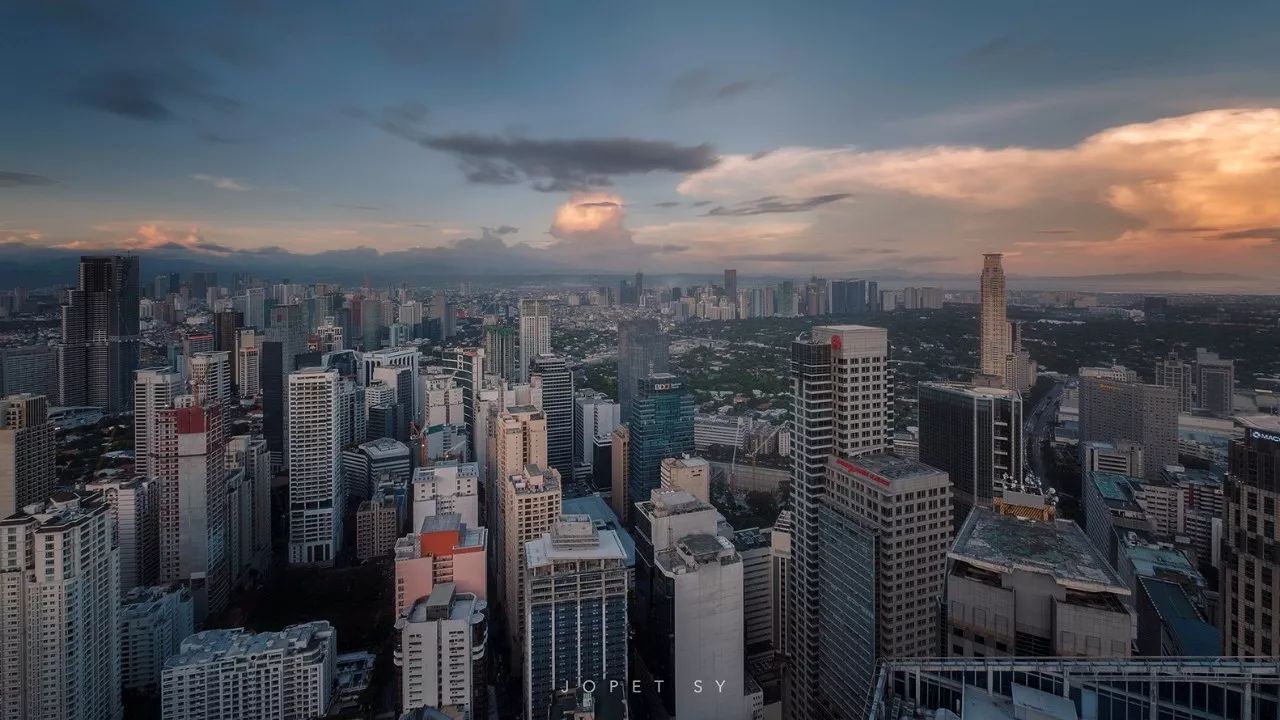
[213,309,242,354]
[771,511,793,654]
[734,526,774,650]
[120,585,195,695]
[1221,417,1280,656]
[947,508,1133,658]
[634,271,644,304]
[0,393,55,519]
[1082,439,1145,478]
[287,368,344,566]
[518,299,551,383]
[820,455,951,707]
[187,350,232,406]
[316,318,344,353]
[531,355,574,483]
[134,367,183,480]
[483,324,518,382]
[917,382,1023,528]
[394,513,488,613]
[574,393,620,467]
[368,366,416,436]
[627,373,694,510]
[1079,376,1178,482]
[1155,352,1193,412]
[235,329,262,398]
[243,287,266,328]
[609,425,630,521]
[398,300,424,336]
[616,318,670,423]
[659,455,711,503]
[1081,364,1139,381]
[161,622,337,719]
[58,255,140,410]
[724,268,738,297]
[978,253,1009,380]
[429,290,455,342]
[395,583,487,718]
[0,345,57,398]
[343,437,412,503]
[224,435,272,575]
[154,402,230,621]
[1082,471,1153,566]
[0,490,121,720]
[786,325,893,720]
[1195,348,1235,416]
[85,475,159,592]
[154,273,171,298]
[497,465,562,678]
[524,516,628,718]
[356,495,400,562]
[633,490,752,719]
[412,461,480,531]
[358,296,384,350]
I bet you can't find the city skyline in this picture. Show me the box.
[4,3,1280,282]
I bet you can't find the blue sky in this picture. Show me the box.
[3,0,1280,277]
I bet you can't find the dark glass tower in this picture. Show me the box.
[58,255,140,411]
[616,319,669,423]
[626,373,693,511]
[531,354,575,486]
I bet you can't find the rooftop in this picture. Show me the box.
[920,380,1021,399]
[355,436,411,458]
[166,621,334,669]
[951,508,1129,594]
[526,523,627,569]
[562,494,636,567]
[1087,471,1144,513]
[733,526,771,553]
[830,452,947,489]
[1139,576,1219,656]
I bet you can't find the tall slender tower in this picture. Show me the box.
[530,355,574,484]
[58,255,140,411]
[979,253,1009,379]
[616,319,670,423]
[0,393,55,519]
[518,299,551,383]
[286,367,344,566]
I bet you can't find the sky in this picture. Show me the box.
[3,0,1280,280]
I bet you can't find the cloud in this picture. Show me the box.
[654,201,681,208]
[1035,228,1076,234]
[736,252,841,262]
[491,225,519,235]
[668,69,758,108]
[962,35,1044,65]
[703,193,853,216]
[191,173,252,192]
[1218,227,1280,242]
[73,68,240,121]
[0,171,56,188]
[52,223,219,253]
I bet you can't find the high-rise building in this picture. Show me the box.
[1082,439,1145,477]
[978,253,1009,381]
[486,404,548,522]
[0,345,57,399]
[917,382,1023,528]
[343,437,412,503]
[161,622,337,719]
[1155,352,1194,413]
[627,373,694,513]
[483,324,519,382]
[85,475,159,592]
[395,583,487,718]
[120,584,195,695]
[153,402,230,621]
[947,508,1133,658]
[531,355,574,484]
[734,526,774,651]
[1078,376,1178,482]
[609,425,630,522]
[771,511,793,655]
[213,309,242,356]
[659,455,711,503]
[0,393,55,519]
[786,325,893,720]
[1195,348,1235,416]
[287,368,344,566]
[134,367,183,476]
[633,271,644,305]
[616,318,670,422]
[524,516,628,718]
[187,350,232,406]
[394,512,488,614]
[411,461,480,531]
[0,490,122,720]
[497,464,562,678]
[633,489,753,719]
[356,495,401,562]
[1221,416,1280,656]
[235,329,261,398]
[224,435,273,576]
[574,392,620,467]
[518,299,551,383]
[58,255,140,411]
[724,268,738,297]
[820,454,952,712]
[243,287,266,329]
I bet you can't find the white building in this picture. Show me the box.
[422,372,465,429]
[85,475,159,592]
[1083,439,1145,478]
[187,351,231,406]
[224,435,272,577]
[287,368,344,566]
[518,299,551,383]
[161,622,337,720]
[235,330,261,398]
[411,461,480,532]
[134,367,183,479]
[121,584,195,694]
[574,393,620,466]
[394,583,487,717]
[0,490,122,720]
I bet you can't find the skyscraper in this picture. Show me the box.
[1195,348,1235,416]
[627,373,694,513]
[1079,376,1178,482]
[287,367,344,565]
[0,490,121,720]
[724,268,738,297]
[1154,352,1193,413]
[979,253,1010,380]
[0,393,55,519]
[634,271,644,305]
[786,325,893,720]
[518,299,551,383]
[58,255,140,411]
[85,475,160,592]
[483,324,518,382]
[134,367,183,480]
[497,464,562,679]
[395,583,487,718]
[918,382,1024,528]
[187,350,232,406]
[524,516,628,718]
[616,318,669,422]
[531,355,574,484]
[1221,416,1280,656]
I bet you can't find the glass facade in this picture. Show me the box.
[627,374,694,510]
[817,504,877,719]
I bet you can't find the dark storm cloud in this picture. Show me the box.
[703,193,852,216]
[73,68,240,121]
[0,171,57,188]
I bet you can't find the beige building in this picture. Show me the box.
[979,253,1010,380]
[609,425,630,522]
[496,464,561,678]
[1079,377,1179,482]
[0,393,55,519]
[356,495,400,562]
[659,455,710,503]
[487,404,547,523]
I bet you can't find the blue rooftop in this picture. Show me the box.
[562,494,636,569]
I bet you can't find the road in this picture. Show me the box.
[1025,380,1065,486]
